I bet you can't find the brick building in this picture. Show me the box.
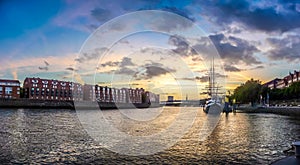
[21,77,160,104]
[0,79,20,99]
[95,85,126,103]
[145,91,160,104]
[23,77,83,101]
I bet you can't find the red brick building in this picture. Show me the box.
[21,77,160,104]
[23,77,83,101]
[0,79,20,99]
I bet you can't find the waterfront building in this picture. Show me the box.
[83,84,96,101]
[276,79,286,89]
[94,86,147,104]
[0,79,20,99]
[146,91,160,103]
[22,77,159,104]
[263,78,281,89]
[264,70,300,89]
[95,85,118,103]
[167,96,174,102]
[120,88,127,103]
[23,77,83,101]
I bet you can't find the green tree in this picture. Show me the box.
[269,81,300,101]
[270,88,283,100]
[260,86,269,100]
[288,81,300,99]
[233,79,262,106]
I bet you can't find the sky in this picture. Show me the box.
[1,0,300,100]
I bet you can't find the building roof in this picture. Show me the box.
[263,78,281,86]
[0,79,20,83]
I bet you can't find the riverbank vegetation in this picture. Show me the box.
[230,79,263,106]
[230,79,300,106]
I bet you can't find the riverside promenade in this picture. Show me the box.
[237,106,300,116]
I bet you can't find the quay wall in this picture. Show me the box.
[0,99,159,109]
[237,106,300,116]
[0,98,74,109]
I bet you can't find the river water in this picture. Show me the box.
[0,107,299,164]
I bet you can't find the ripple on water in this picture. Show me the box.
[0,108,299,164]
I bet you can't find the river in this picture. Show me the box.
[0,107,299,164]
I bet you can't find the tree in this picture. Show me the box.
[233,79,262,106]
[260,85,270,103]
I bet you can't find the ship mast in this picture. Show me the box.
[212,57,215,98]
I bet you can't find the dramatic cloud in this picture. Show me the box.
[120,57,135,67]
[76,47,107,63]
[266,34,300,62]
[169,35,189,55]
[133,61,176,80]
[91,7,112,22]
[199,0,300,32]
[250,65,264,70]
[144,66,175,79]
[195,73,228,83]
[168,35,199,56]
[97,57,136,75]
[114,67,136,75]
[160,7,195,22]
[195,76,209,83]
[65,67,77,71]
[38,66,48,71]
[224,65,242,72]
[100,61,119,67]
[209,33,261,65]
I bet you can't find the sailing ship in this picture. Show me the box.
[203,59,224,113]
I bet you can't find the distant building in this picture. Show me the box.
[94,85,146,104]
[264,70,300,89]
[23,77,83,101]
[167,96,174,102]
[0,79,20,99]
[20,77,159,104]
[83,84,96,101]
[263,78,281,89]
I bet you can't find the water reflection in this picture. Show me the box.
[0,108,299,164]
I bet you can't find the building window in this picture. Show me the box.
[5,87,12,95]
[42,88,45,96]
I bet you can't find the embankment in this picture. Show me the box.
[0,98,159,109]
[0,98,74,109]
[237,106,300,116]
